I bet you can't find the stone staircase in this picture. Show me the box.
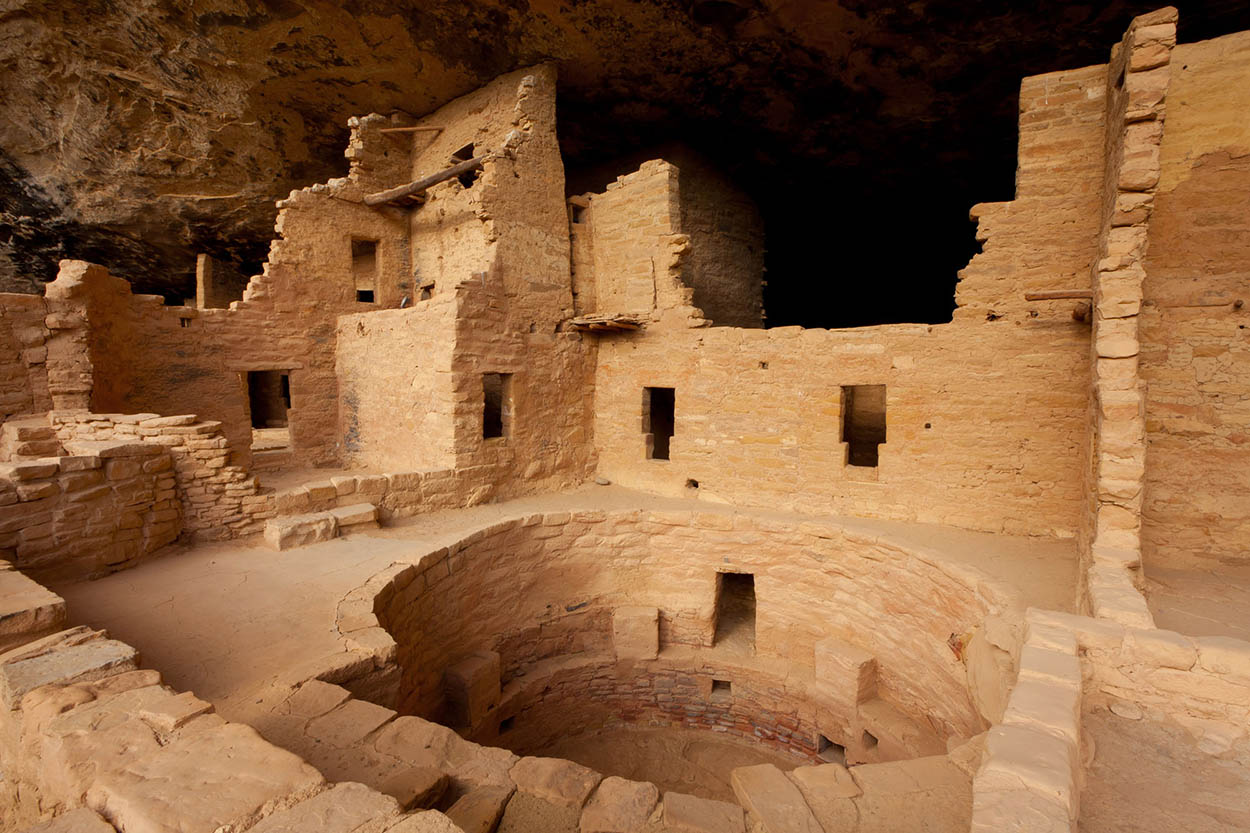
[262,472,390,550]
[0,416,62,461]
[264,502,381,550]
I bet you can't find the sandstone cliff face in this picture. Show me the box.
[2,0,1247,303]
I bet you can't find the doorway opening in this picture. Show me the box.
[712,572,756,653]
[247,370,291,450]
[483,373,512,440]
[842,384,886,467]
[644,387,675,460]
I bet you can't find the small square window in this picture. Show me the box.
[356,289,374,303]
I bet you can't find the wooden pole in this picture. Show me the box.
[363,156,487,207]
[377,126,443,134]
[1024,289,1093,301]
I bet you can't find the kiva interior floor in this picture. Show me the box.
[541,726,799,802]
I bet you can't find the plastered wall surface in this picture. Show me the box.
[1140,31,1250,568]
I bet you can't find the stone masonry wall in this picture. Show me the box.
[1082,8,1178,628]
[404,66,573,333]
[1140,30,1250,568]
[0,293,50,420]
[0,440,177,580]
[335,297,460,472]
[576,161,701,323]
[51,411,271,541]
[591,62,1105,538]
[364,510,1019,745]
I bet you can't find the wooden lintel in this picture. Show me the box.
[1025,289,1093,301]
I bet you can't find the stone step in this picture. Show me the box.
[13,439,63,458]
[0,564,67,654]
[262,502,379,551]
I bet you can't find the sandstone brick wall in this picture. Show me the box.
[336,298,460,472]
[0,440,177,579]
[574,161,699,321]
[360,510,1019,746]
[403,66,573,333]
[0,293,50,419]
[1140,30,1250,568]
[595,322,1088,536]
[51,411,271,542]
[590,62,1105,538]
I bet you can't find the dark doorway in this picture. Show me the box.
[644,386,675,460]
[247,370,291,451]
[483,373,512,439]
[713,572,756,653]
[842,385,887,467]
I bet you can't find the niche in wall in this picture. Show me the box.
[713,572,756,653]
[818,734,847,765]
[643,386,675,460]
[483,373,513,440]
[842,384,886,467]
[352,239,378,303]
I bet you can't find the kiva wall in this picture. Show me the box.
[369,510,1019,744]
[1140,30,1250,568]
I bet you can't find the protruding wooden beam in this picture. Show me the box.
[364,156,486,207]
[1025,289,1093,301]
[377,126,444,134]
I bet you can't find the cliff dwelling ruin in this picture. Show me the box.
[2,4,1250,833]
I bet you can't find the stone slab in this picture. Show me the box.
[446,785,516,833]
[730,764,822,833]
[580,775,659,833]
[0,638,137,707]
[511,756,602,809]
[264,512,337,551]
[248,782,401,832]
[85,721,325,833]
[662,792,745,833]
[331,502,380,528]
[18,807,116,833]
[306,698,397,748]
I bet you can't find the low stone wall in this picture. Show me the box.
[0,441,178,580]
[50,410,273,541]
[970,605,1250,833]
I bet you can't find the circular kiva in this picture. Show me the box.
[336,509,1022,767]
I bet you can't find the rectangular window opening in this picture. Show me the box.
[818,734,847,765]
[712,572,755,654]
[643,386,675,461]
[842,384,886,468]
[483,373,512,440]
[710,679,732,703]
[247,370,291,451]
[351,238,378,301]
